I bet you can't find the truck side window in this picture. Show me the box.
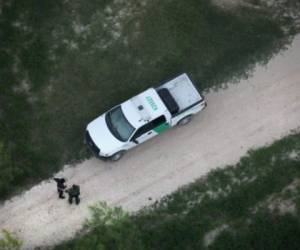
[151,115,166,127]
[132,116,166,140]
[133,123,153,139]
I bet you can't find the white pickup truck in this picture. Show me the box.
[85,73,206,161]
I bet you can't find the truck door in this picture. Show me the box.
[130,115,170,145]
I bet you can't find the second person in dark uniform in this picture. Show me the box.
[66,184,80,205]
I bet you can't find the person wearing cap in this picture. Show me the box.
[54,177,67,199]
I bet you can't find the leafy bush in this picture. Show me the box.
[0,230,23,250]
[57,202,143,250]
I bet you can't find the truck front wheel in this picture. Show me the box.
[177,115,192,126]
[110,151,125,161]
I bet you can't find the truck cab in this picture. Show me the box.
[85,73,206,161]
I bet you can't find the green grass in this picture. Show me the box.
[0,229,23,250]
[210,212,300,250]
[0,0,294,198]
[54,133,300,250]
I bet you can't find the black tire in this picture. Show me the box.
[177,115,192,126]
[110,151,125,161]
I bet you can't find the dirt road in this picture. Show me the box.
[1,35,300,249]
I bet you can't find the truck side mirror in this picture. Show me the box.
[131,138,139,144]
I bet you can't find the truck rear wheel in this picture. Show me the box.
[110,151,125,161]
[177,115,192,126]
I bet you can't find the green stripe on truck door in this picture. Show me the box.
[153,122,171,134]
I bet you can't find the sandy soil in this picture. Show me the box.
[0,35,300,249]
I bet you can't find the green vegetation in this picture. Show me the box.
[210,212,300,250]
[0,230,23,250]
[78,202,143,250]
[0,0,294,198]
[54,133,300,250]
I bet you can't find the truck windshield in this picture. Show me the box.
[105,106,135,142]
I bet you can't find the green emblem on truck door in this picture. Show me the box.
[146,96,158,111]
[153,122,171,134]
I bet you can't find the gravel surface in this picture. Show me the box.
[0,35,300,249]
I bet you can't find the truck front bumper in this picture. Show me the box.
[85,131,101,157]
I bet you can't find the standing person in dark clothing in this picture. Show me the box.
[66,184,80,205]
[54,178,67,199]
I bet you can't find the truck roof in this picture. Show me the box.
[121,88,168,128]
